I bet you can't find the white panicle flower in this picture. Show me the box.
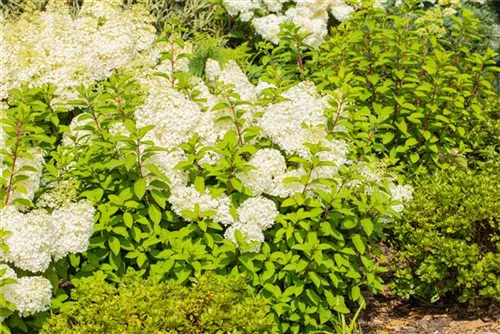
[0,0,155,103]
[135,84,207,151]
[213,194,235,226]
[150,150,189,188]
[313,139,351,175]
[389,184,413,213]
[285,6,329,48]
[330,2,355,22]
[238,148,287,196]
[36,179,78,210]
[1,207,54,273]
[237,197,279,230]
[263,0,288,12]
[258,82,329,157]
[190,77,219,111]
[51,200,95,260]
[79,0,123,19]
[4,276,52,317]
[169,185,234,225]
[224,223,265,253]
[222,0,263,20]
[1,200,96,272]
[272,168,306,198]
[252,14,288,44]
[205,59,257,102]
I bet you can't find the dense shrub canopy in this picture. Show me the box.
[310,5,499,173]
[41,271,273,334]
[389,166,500,303]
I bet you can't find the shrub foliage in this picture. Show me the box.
[389,166,500,303]
[310,4,499,173]
[41,271,273,334]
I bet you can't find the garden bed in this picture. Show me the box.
[361,297,500,334]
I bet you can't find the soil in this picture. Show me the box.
[359,297,500,334]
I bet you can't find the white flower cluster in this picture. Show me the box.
[224,197,279,253]
[36,179,78,210]
[0,0,156,103]
[349,163,413,213]
[169,185,234,225]
[205,59,258,102]
[169,186,279,253]
[0,200,95,272]
[388,184,414,213]
[222,0,388,48]
[0,266,52,317]
[258,82,330,157]
[238,148,288,196]
[125,56,412,250]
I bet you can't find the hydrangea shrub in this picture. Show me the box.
[0,0,156,104]
[310,3,499,173]
[40,32,413,330]
[221,0,388,48]
[0,86,96,332]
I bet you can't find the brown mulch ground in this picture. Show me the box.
[359,297,500,334]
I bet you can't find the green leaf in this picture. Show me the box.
[309,271,321,288]
[405,138,418,147]
[410,153,420,163]
[112,226,129,238]
[261,262,275,283]
[137,253,147,268]
[109,237,120,255]
[306,289,320,305]
[148,204,162,224]
[352,234,365,254]
[382,132,395,144]
[123,212,133,228]
[194,176,205,193]
[360,219,373,236]
[351,285,361,301]
[133,178,147,199]
[396,120,407,134]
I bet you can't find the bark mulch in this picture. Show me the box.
[359,297,500,334]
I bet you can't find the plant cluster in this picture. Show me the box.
[41,270,273,333]
[0,0,156,104]
[388,166,500,303]
[309,3,499,173]
[55,49,412,332]
[0,0,499,333]
[1,19,412,331]
[221,0,371,48]
[0,86,96,331]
